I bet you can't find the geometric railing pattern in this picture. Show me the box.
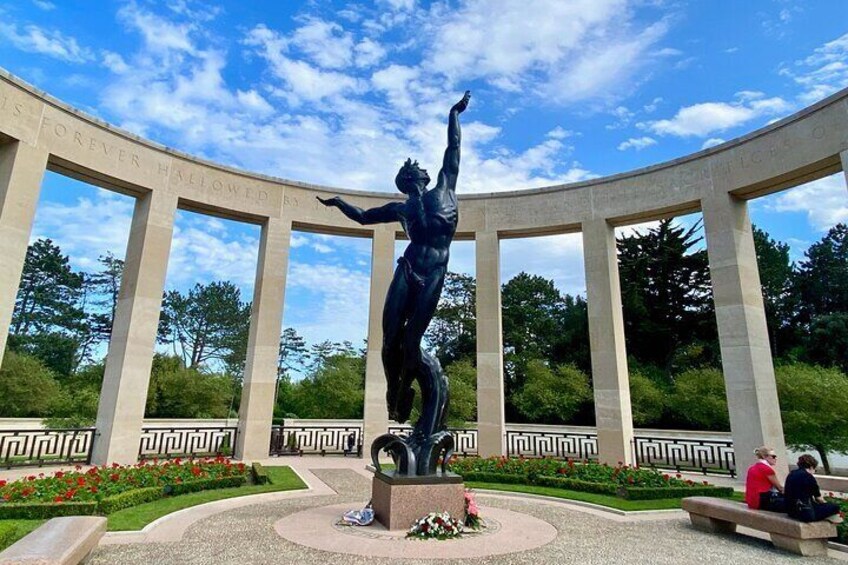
[0,428,95,469]
[138,426,238,459]
[269,424,362,456]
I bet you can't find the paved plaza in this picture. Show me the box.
[54,456,842,564]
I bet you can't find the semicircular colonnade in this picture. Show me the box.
[1,68,847,472]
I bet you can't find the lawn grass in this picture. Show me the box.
[467,481,701,511]
[107,466,305,531]
[0,519,46,551]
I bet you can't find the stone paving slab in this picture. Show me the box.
[85,463,847,564]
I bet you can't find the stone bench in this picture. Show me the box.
[0,516,106,565]
[682,496,837,557]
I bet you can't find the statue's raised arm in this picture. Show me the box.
[436,90,471,192]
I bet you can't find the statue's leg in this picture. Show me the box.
[403,269,447,439]
[382,265,412,422]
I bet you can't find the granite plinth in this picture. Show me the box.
[371,471,465,530]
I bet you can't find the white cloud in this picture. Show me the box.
[32,1,56,11]
[618,136,657,151]
[422,0,671,105]
[701,138,725,149]
[30,187,134,272]
[498,234,587,297]
[781,32,848,106]
[641,92,791,137]
[289,18,355,70]
[354,38,386,67]
[765,174,848,232]
[0,22,94,63]
[117,1,196,54]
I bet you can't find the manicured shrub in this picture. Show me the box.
[97,487,163,514]
[0,501,98,520]
[623,486,733,500]
[450,456,728,499]
[252,462,269,485]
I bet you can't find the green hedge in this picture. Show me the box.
[459,470,732,500]
[621,486,734,500]
[460,471,526,485]
[533,475,618,496]
[0,476,247,520]
[97,487,163,515]
[0,501,98,520]
[0,522,21,549]
[251,462,269,485]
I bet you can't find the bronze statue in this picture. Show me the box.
[318,91,470,476]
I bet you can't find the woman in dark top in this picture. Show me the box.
[784,454,843,523]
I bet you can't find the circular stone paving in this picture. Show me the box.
[274,502,558,559]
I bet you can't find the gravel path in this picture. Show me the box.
[88,468,840,564]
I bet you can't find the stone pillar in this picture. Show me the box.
[581,218,634,465]
[362,227,396,454]
[236,217,291,461]
[841,150,848,191]
[92,190,177,465]
[475,231,506,457]
[701,190,787,477]
[0,142,48,364]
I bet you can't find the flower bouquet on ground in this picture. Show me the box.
[407,511,463,540]
[464,489,481,530]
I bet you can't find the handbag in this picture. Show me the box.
[794,498,816,522]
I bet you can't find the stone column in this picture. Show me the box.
[581,218,634,465]
[701,190,787,477]
[92,189,177,465]
[475,231,506,457]
[841,150,848,191]
[236,217,291,461]
[362,227,396,453]
[0,142,48,364]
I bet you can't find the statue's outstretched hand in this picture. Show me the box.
[451,90,471,114]
[316,196,341,207]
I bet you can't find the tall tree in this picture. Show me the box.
[425,271,476,365]
[9,239,86,375]
[617,219,716,373]
[11,238,84,338]
[157,281,251,369]
[501,272,567,399]
[752,226,796,358]
[85,252,124,342]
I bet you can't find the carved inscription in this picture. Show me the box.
[284,195,298,207]
[0,94,25,118]
[166,166,269,205]
[41,116,141,168]
[715,125,827,174]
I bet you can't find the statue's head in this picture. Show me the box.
[395,158,430,195]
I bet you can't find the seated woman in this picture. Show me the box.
[745,446,786,512]
[785,454,844,524]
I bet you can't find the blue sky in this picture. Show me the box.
[1,0,847,353]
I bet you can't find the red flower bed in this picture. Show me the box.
[0,457,246,505]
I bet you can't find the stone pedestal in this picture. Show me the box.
[371,471,465,531]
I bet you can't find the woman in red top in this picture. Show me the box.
[745,446,786,512]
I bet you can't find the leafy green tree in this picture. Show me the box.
[84,252,124,342]
[512,359,591,424]
[776,363,848,474]
[805,313,848,372]
[145,354,235,418]
[0,349,63,417]
[444,359,477,426]
[753,226,796,357]
[554,294,591,373]
[426,272,476,366]
[158,281,251,369]
[278,327,310,379]
[289,349,365,419]
[617,219,716,372]
[668,367,729,431]
[502,273,567,399]
[9,239,86,375]
[629,371,666,427]
[11,239,84,337]
[793,223,848,326]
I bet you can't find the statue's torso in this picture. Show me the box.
[400,188,457,276]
